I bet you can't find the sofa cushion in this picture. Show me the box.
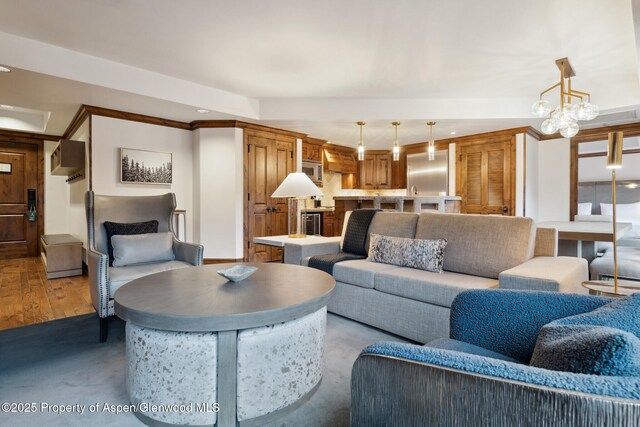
[365,212,419,251]
[590,246,640,280]
[426,338,522,363]
[530,324,640,376]
[374,267,498,308]
[112,232,175,267]
[333,259,402,289]
[103,219,159,266]
[414,212,535,279]
[109,260,192,297]
[367,234,447,273]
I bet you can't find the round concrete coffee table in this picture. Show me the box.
[114,262,335,427]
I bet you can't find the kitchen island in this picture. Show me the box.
[333,195,461,237]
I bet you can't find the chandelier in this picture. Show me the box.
[426,121,436,161]
[391,121,400,161]
[356,121,365,161]
[531,58,599,138]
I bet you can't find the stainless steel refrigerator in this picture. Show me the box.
[406,151,448,196]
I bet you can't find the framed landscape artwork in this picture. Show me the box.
[121,148,172,184]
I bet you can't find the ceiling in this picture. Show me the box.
[1,0,640,147]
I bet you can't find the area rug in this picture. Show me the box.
[0,312,406,426]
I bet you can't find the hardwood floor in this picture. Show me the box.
[0,257,94,331]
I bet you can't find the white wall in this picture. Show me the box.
[193,128,244,259]
[536,137,571,222]
[579,153,640,181]
[525,134,540,220]
[90,116,194,239]
[44,139,70,234]
[68,120,91,248]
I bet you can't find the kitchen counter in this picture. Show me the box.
[301,207,335,213]
[333,195,461,214]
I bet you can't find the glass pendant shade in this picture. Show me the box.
[392,144,400,161]
[541,118,559,134]
[427,144,435,161]
[572,101,593,120]
[559,121,579,138]
[356,121,365,161]
[586,103,599,120]
[531,100,550,117]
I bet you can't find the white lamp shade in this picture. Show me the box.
[271,172,323,198]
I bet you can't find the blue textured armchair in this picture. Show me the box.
[351,290,640,427]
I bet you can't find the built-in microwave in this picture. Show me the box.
[301,161,323,185]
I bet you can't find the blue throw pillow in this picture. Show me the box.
[530,293,640,376]
[530,324,640,376]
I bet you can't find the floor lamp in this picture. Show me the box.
[271,172,323,238]
[606,131,624,294]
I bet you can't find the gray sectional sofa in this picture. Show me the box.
[285,211,588,343]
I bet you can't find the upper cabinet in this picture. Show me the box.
[50,139,85,176]
[357,151,406,189]
[323,145,357,174]
[301,137,324,162]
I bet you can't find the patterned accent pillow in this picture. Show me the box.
[367,233,447,273]
[103,220,159,266]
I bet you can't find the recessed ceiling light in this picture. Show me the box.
[0,66,11,73]
[0,104,14,109]
[196,108,210,114]
[326,141,332,144]
[450,131,456,135]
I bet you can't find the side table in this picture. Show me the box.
[582,280,640,297]
[40,234,83,279]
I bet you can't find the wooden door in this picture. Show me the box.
[269,140,295,261]
[457,138,513,215]
[375,154,392,189]
[245,130,295,262]
[0,141,39,258]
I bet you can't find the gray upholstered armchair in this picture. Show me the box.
[85,191,203,342]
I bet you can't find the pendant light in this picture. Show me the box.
[427,121,436,161]
[356,121,366,161]
[391,121,401,161]
[532,58,598,138]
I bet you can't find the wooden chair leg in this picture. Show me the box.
[99,317,109,343]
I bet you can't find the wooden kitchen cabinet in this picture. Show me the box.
[322,211,335,237]
[323,145,357,174]
[357,152,396,189]
[302,137,325,162]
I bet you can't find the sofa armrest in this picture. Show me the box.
[87,248,109,318]
[173,239,204,266]
[283,237,341,265]
[351,344,640,427]
[499,256,588,293]
[449,289,611,362]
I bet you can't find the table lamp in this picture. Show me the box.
[606,131,623,294]
[271,172,323,238]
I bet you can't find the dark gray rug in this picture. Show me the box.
[0,313,406,426]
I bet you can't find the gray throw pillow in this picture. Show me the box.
[111,232,175,267]
[367,233,447,273]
